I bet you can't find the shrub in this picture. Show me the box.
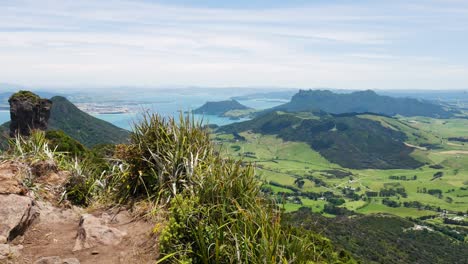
[159,157,343,263]
[63,157,116,206]
[45,130,86,157]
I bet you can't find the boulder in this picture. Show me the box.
[31,160,58,178]
[34,256,80,264]
[0,162,27,195]
[73,214,126,251]
[34,169,71,204]
[9,91,52,137]
[0,194,38,242]
[35,201,81,224]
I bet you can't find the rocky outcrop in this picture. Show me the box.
[9,91,52,137]
[0,243,23,260]
[0,161,27,195]
[73,214,127,251]
[0,194,39,242]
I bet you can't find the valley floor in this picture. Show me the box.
[215,115,468,237]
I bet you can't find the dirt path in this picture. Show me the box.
[446,142,463,147]
[438,150,468,155]
[0,160,160,264]
[404,142,427,150]
[13,203,158,264]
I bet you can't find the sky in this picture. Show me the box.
[1,0,468,90]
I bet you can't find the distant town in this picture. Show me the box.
[75,103,131,115]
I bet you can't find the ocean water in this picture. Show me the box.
[0,111,9,125]
[93,97,281,130]
[0,94,284,131]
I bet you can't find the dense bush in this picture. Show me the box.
[286,209,468,264]
[45,130,86,156]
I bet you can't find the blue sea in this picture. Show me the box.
[0,93,286,131]
[0,111,9,125]
[92,97,283,131]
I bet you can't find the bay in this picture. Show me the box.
[92,98,281,131]
[0,93,285,131]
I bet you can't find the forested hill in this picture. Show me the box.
[220,111,423,169]
[270,90,456,118]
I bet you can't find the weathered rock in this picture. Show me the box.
[34,256,61,264]
[62,258,80,264]
[35,201,82,224]
[0,194,39,242]
[35,170,70,187]
[9,91,52,137]
[31,160,58,178]
[0,243,23,260]
[73,214,126,251]
[0,162,27,195]
[35,170,71,204]
[34,256,80,264]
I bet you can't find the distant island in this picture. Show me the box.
[193,99,256,119]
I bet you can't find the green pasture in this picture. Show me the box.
[215,117,468,219]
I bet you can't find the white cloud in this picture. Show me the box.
[0,0,467,89]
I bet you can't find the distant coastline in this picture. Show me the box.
[96,111,129,115]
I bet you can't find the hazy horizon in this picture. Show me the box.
[2,82,468,93]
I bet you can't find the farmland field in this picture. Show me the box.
[215,115,468,225]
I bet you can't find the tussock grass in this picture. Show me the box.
[3,131,117,206]
[7,130,61,163]
[114,113,214,203]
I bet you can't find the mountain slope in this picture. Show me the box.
[220,111,423,169]
[270,90,456,118]
[0,122,8,149]
[47,96,130,147]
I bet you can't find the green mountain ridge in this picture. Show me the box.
[1,96,130,147]
[269,90,457,118]
[220,111,423,169]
